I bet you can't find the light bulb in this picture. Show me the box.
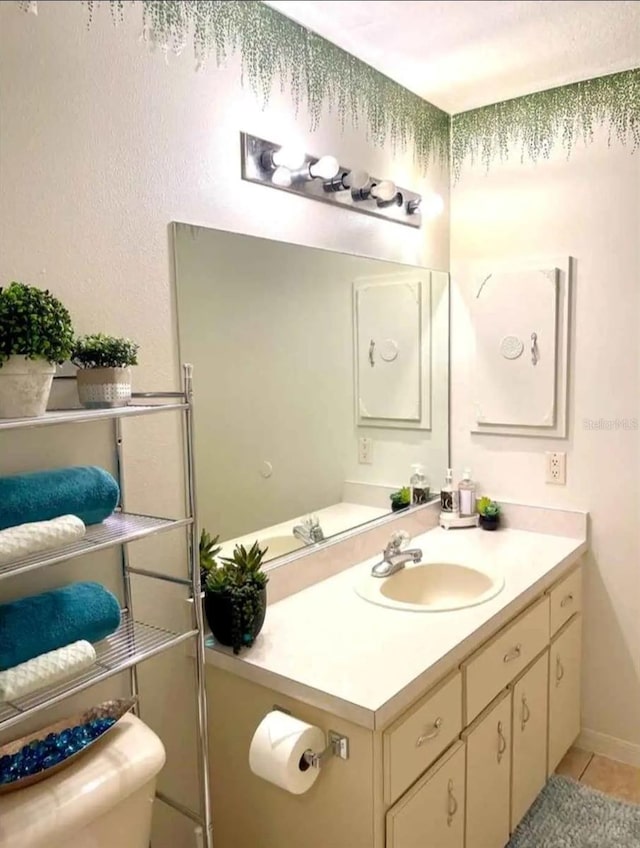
[342,169,369,190]
[272,166,292,187]
[424,192,444,218]
[309,155,340,180]
[272,145,306,170]
[370,180,397,202]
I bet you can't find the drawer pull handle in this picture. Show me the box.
[556,656,565,686]
[447,779,458,826]
[497,720,507,763]
[560,593,574,608]
[521,694,531,731]
[416,717,442,747]
[503,643,522,663]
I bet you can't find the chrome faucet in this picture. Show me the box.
[292,515,325,546]
[371,532,423,578]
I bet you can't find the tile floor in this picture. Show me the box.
[556,747,640,804]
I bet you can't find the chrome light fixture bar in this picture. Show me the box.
[240,132,424,228]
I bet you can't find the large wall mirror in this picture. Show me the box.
[173,223,449,566]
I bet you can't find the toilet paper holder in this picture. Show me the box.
[274,705,349,769]
[301,730,350,770]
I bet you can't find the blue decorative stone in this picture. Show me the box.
[0,716,118,786]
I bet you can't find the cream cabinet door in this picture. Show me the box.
[510,650,549,831]
[386,742,465,848]
[548,614,582,774]
[464,691,511,848]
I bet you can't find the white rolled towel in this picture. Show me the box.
[0,640,97,702]
[0,514,86,565]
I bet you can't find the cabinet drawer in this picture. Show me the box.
[386,741,466,848]
[548,567,582,636]
[384,671,462,805]
[463,596,550,723]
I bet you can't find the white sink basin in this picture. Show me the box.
[355,562,505,612]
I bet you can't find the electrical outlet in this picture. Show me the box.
[358,437,373,464]
[545,451,566,485]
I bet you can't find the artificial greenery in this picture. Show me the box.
[199,528,222,587]
[33,0,449,174]
[477,497,501,518]
[451,69,640,181]
[390,486,411,508]
[72,333,139,369]
[0,282,74,367]
[206,540,268,654]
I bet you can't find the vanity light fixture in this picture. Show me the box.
[308,155,340,180]
[241,132,423,228]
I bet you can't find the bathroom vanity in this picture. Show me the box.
[206,523,586,848]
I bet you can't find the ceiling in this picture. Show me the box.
[265,0,640,113]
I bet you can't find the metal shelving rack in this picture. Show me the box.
[0,364,212,848]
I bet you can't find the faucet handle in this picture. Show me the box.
[385,530,410,556]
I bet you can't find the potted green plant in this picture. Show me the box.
[72,333,139,409]
[0,282,74,418]
[202,534,269,654]
[477,497,501,531]
[390,486,411,512]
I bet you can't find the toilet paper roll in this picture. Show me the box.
[249,711,325,795]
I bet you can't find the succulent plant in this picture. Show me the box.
[477,497,501,518]
[205,540,269,654]
[390,486,411,507]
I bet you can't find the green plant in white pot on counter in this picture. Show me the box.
[0,282,74,419]
[72,334,139,409]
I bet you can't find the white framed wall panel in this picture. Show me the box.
[463,256,572,438]
[353,272,432,431]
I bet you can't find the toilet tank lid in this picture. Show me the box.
[0,713,166,848]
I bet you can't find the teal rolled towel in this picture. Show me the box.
[0,466,119,531]
[0,581,120,671]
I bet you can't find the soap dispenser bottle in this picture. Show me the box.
[440,468,457,513]
[458,468,476,517]
[410,464,429,505]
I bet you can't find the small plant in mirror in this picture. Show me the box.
[390,486,411,512]
[477,497,501,530]
[203,538,269,655]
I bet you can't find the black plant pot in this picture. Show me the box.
[391,502,411,513]
[204,587,267,652]
[479,514,500,531]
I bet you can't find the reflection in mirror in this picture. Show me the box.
[173,223,449,567]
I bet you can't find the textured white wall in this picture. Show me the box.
[451,132,640,757]
[0,3,449,844]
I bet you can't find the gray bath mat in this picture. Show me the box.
[508,774,640,847]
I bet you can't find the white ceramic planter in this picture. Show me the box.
[76,366,132,409]
[0,356,56,419]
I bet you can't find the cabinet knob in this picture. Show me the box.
[560,593,574,608]
[503,643,522,663]
[556,655,565,686]
[447,779,458,826]
[497,720,507,763]
[416,717,442,747]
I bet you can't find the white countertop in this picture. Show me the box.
[206,526,587,729]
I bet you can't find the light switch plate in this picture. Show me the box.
[545,451,566,484]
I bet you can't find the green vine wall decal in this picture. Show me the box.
[17,0,449,174]
[451,69,640,181]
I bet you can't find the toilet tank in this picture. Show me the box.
[0,713,166,848]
